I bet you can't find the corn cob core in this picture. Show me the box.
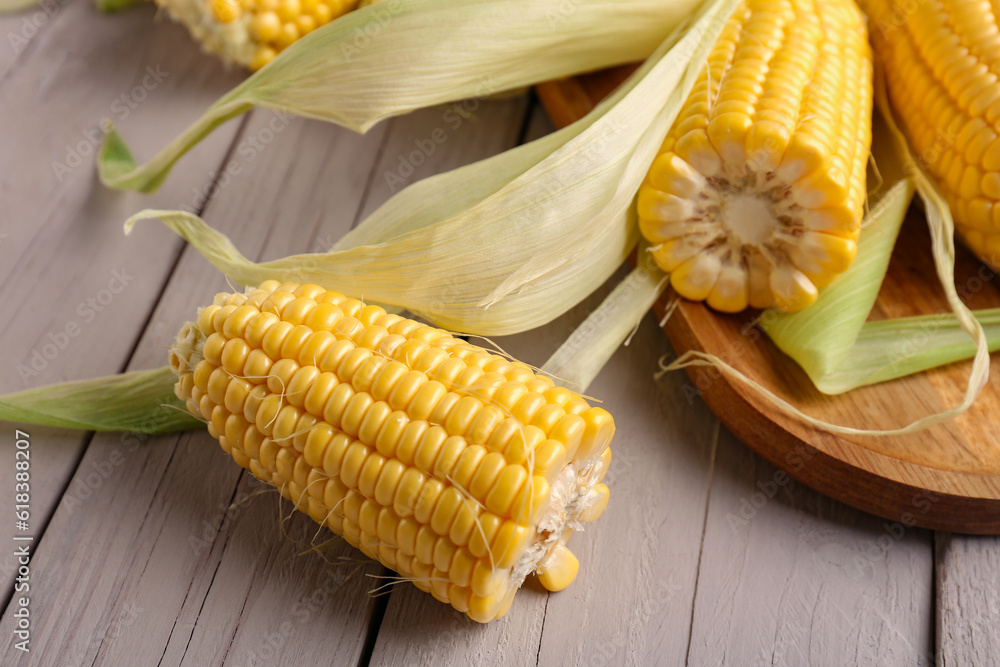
[638,0,873,313]
[169,281,613,622]
[862,0,1000,270]
[155,0,365,70]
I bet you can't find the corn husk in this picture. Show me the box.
[98,0,710,193]
[124,0,737,339]
[96,0,145,12]
[542,242,667,390]
[0,0,738,434]
[648,77,995,435]
[0,368,200,433]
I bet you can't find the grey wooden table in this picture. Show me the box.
[1,3,998,665]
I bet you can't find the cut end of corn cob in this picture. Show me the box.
[638,0,872,313]
[169,281,614,622]
[862,0,1000,271]
[155,0,364,70]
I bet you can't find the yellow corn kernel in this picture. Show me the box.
[170,282,616,622]
[860,0,1000,270]
[638,0,872,313]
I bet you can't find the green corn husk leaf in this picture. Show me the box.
[762,77,992,399]
[0,0,41,11]
[0,367,200,434]
[0,0,738,437]
[760,112,915,393]
[96,0,146,12]
[124,0,738,339]
[98,0,711,193]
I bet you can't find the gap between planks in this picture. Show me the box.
[0,86,534,664]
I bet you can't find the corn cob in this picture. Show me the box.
[156,0,376,70]
[861,0,1000,270]
[637,0,873,312]
[169,281,613,622]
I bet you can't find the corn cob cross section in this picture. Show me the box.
[169,281,613,622]
[638,0,873,312]
[861,0,1000,270]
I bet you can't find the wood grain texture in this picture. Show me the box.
[0,106,388,665]
[0,0,245,596]
[0,60,533,662]
[687,429,933,666]
[936,533,1000,666]
[369,106,717,667]
[371,263,719,667]
[534,280,719,667]
[538,69,1000,534]
[536,70,944,665]
[1,20,986,665]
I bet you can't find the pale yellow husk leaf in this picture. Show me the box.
[99,0,712,193]
[125,0,740,339]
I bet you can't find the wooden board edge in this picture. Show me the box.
[657,298,1000,534]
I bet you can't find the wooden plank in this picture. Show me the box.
[538,60,1000,535]
[0,0,72,79]
[537,61,942,667]
[534,297,719,666]
[937,534,1000,666]
[371,268,718,667]
[686,429,934,666]
[353,91,531,222]
[0,90,532,663]
[368,102,550,665]
[371,102,718,666]
[0,0,245,594]
[0,107,389,665]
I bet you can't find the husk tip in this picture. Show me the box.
[98,123,151,191]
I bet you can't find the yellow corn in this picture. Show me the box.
[861,0,1000,270]
[169,280,613,622]
[156,0,365,70]
[638,0,873,313]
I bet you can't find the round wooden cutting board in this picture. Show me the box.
[537,67,1000,534]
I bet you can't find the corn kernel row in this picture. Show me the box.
[638,0,872,313]
[170,281,613,621]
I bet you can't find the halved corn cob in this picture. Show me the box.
[169,280,613,622]
[861,0,1000,270]
[638,0,873,312]
[157,0,373,70]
